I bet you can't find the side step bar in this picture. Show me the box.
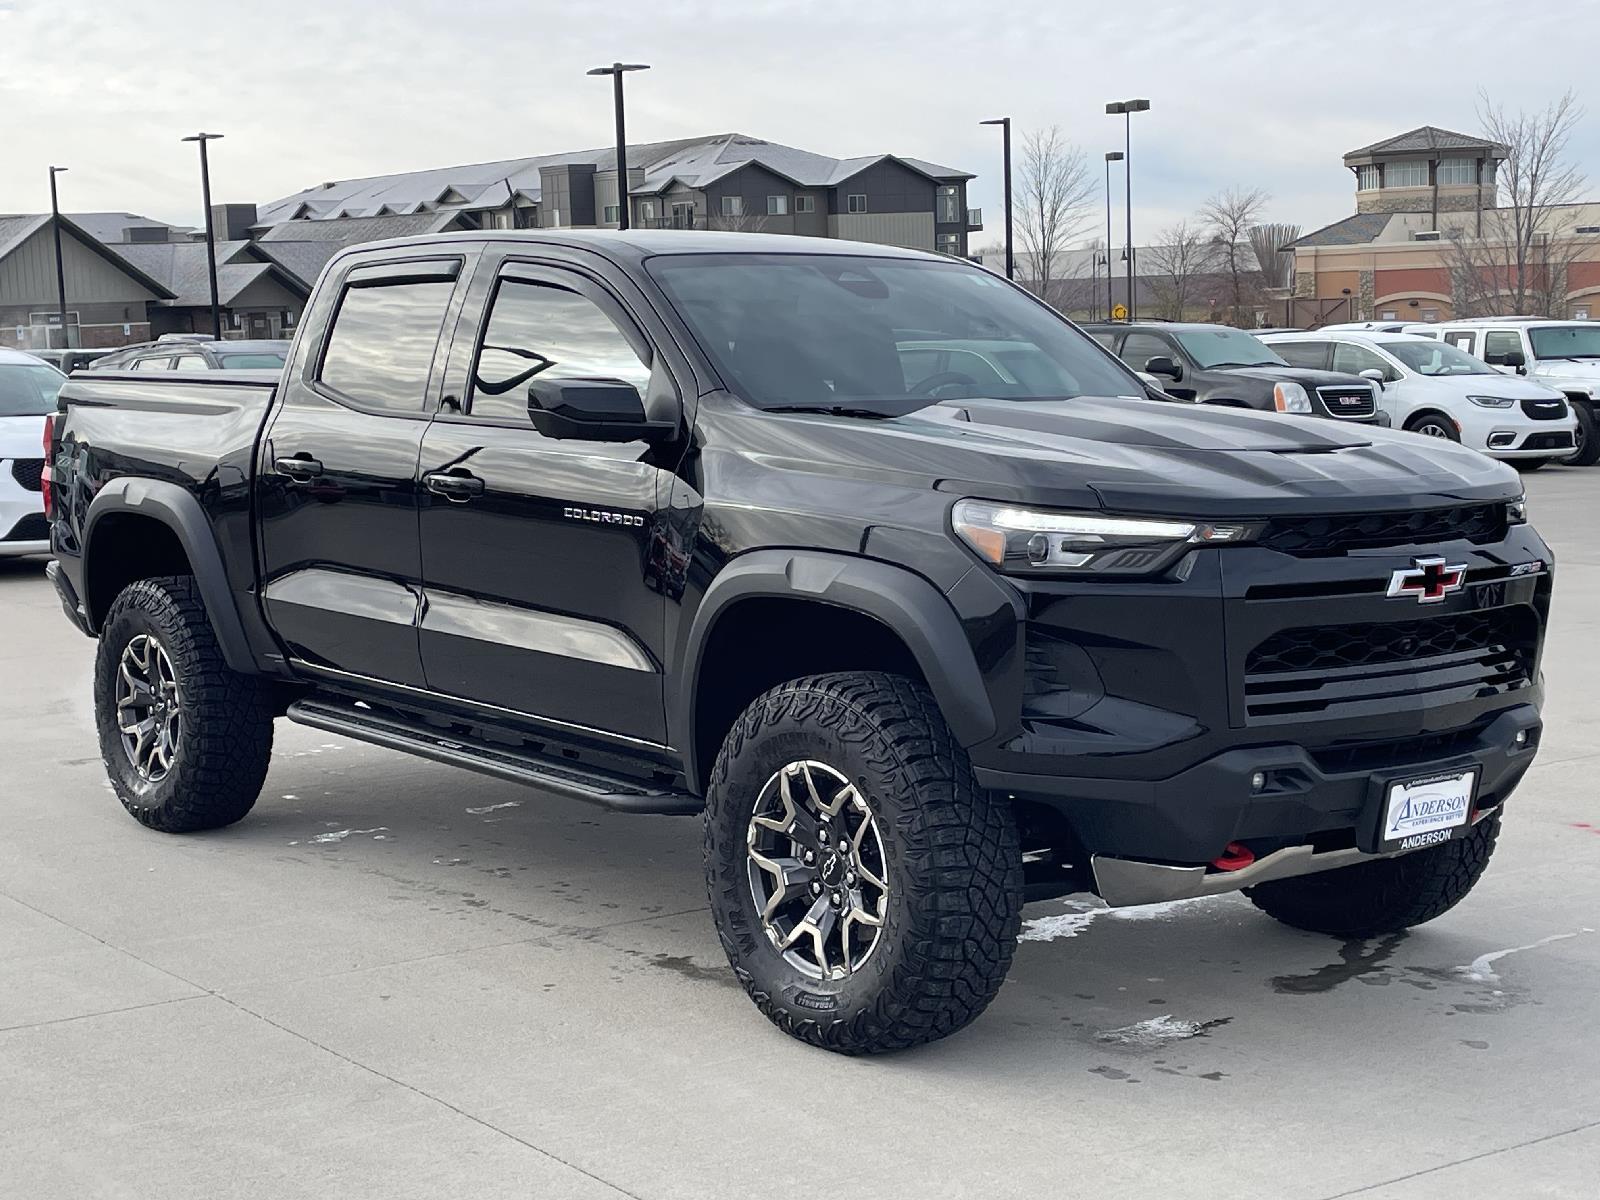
[286,698,702,816]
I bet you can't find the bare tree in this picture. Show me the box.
[1202,187,1271,326]
[1446,89,1587,318]
[1015,126,1093,308]
[708,203,770,234]
[1144,221,1218,321]
[1249,223,1301,291]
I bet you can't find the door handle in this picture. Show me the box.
[424,471,486,502]
[275,455,323,479]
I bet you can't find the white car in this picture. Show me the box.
[1260,331,1576,470]
[1405,319,1600,466]
[0,348,64,557]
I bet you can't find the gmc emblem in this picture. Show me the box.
[1387,557,1468,604]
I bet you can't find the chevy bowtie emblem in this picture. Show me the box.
[1387,557,1467,604]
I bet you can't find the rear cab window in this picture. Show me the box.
[318,266,458,413]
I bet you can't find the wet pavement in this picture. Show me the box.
[2,466,1597,1199]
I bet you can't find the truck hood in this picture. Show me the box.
[1531,359,1600,388]
[727,394,1522,518]
[1215,365,1369,389]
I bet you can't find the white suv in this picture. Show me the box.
[1260,331,1576,471]
[1411,320,1600,466]
[0,349,63,558]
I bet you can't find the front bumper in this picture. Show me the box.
[0,458,48,556]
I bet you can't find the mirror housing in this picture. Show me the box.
[1358,368,1388,388]
[527,378,676,443]
[1143,355,1182,381]
[1485,349,1527,371]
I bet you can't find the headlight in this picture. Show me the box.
[1468,395,1517,409]
[1508,496,1528,525]
[951,499,1258,576]
[1273,382,1313,414]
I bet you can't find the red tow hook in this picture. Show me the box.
[1210,842,1256,872]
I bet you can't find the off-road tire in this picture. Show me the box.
[94,576,274,832]
[1563,401,1598,467]
[1245,812,1501,937]
[703,672,1023,1055]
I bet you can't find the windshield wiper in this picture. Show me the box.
[763,403,908,419]
[1209,360,1278,369]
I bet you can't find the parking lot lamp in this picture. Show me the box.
[48,167,70,350]
[181,133,224,341]
[979,118,1014,280]
[1105,99,1150,320]
[587,63,650,231]
[1104,151,1123,319]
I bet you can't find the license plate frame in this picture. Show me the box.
[1374,766,1480,854]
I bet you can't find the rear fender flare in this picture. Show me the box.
[82,478,255,673]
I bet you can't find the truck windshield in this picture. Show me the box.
[1172,327,1288,369]
[0,363,66,417]
[1528,325,1600,360]
[647,253,1142,414]
[1376,339,1496,377]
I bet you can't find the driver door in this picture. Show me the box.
[415,258,677,744]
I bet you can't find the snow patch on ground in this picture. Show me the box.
[465,801,522,815]
[1096,1015,1221,1049]
[1459,929,1593,984]
[1019,897,1212,942]
[309,827,389,844]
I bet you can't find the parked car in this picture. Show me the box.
[92,339,291,372]
[1261,331,1576,470]
[27,348,118,373]
[0,348,63,557]
[1082,321,1383,423]
[48,231,1550,1054]
[1408,319,1600,466]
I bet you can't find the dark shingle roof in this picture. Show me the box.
[257,210,464,243]
[1286,213,1398,248]
[1344,125,1507,160]
[110,240,307,306]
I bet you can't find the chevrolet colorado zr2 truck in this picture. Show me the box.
[45,231,1550,1055]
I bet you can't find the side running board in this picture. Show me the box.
[286,697,702,816]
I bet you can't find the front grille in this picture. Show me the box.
[3,513,49,543]
[1521,397,1569,421]
[10,458,44,492]
[1243,609,1535,721]
[1317,386,1376,419]
[1258,504,1507,556]
[1520,432,1574,451]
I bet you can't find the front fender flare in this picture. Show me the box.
[672,550,999,790]
[82,478,255,673]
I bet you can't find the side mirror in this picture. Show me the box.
[1143,355,1182,381]
[1359,368,1388,389]
[527,378,676,443]
[1485,349,1527,370]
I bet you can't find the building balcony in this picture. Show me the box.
[637,215,701,230]
[967,208,983,230]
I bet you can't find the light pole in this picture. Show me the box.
[979,117,1013,280]
[1103,151,1123,319]
[586,62,650,231]
[182,132,224,341]
[1105,99,1150,321]
[48,167,70,350]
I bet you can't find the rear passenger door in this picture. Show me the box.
[414,255,679,745]
[258,254,469,687]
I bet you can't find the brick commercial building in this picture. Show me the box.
[1285,126,1600,326]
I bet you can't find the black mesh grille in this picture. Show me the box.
[3,513,49,542]
[1258,504,1507,556]
[1521,432,1574,451]
[1243,609,1535,721]
[1317,386,1376,419]
[10,458,44,492]
[1521,397,1568,421]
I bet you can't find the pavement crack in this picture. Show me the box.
[1315,1117,1600,1199]
[0,993,209,1036]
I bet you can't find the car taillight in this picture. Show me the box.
[41,414,54,520]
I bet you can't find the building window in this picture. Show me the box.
[720,196,744,217]
[847,194,867,214]
[1355,164,1380,191]
[937,186,961,223]
[1385,161,1429,188]
[640,201,656,221]
[794,195,815,214]
[767,195,788,216]
[602,204,620,224]
[936,233,961,256]
[1420,308,1439,322]
[1437,158,1476,186]
[282,310,297,330]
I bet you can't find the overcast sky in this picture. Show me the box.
[3,0,1594,245]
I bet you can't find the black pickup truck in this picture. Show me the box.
[46,230,1550,1054]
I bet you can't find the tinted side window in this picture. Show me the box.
[173,354,208,370]
[469,279,651,423]
[320,279,454,413]
[1119,332,1173,369]
[1484,330,1522,359]
[1273,342,1330,370]
[1332,342,1397,380]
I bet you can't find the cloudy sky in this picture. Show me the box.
[2,0,1594,245]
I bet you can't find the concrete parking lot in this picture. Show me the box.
[2,468,1597,1200]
